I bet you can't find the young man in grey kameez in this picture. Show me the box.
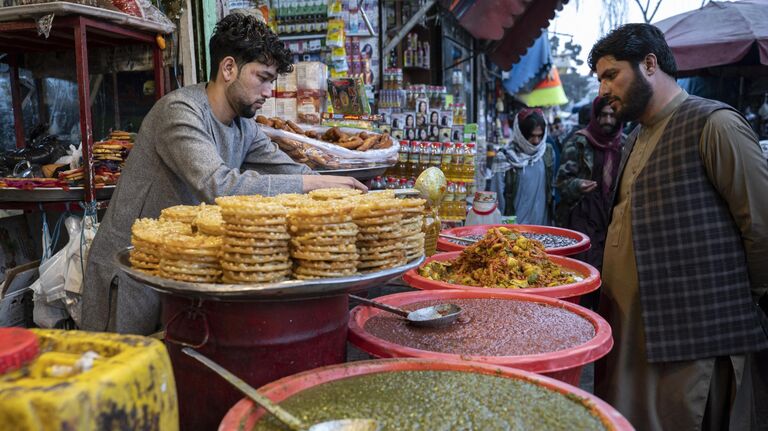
[81,14,366,335]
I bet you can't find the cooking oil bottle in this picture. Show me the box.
[441,181,455,220]
[440,142,454,180]
[451,143,464,182]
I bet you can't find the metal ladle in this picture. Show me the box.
[182,348,379,431]
[349,294,463,327]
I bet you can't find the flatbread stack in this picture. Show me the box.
[130,218,192,275]
[160,204,203,226]
[288,199,359,279]
[398,198,427,261]
[193,205,224,236]
[350,196,408,272]
[158,233,223,283]
[215,196,292,284]
[92,143,125,163]
[308,187,364,201]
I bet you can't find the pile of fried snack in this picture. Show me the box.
[418,227,579,289]
[256,116,393,170]
[129,189,425,284]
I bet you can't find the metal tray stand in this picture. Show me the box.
[115,247,425,300]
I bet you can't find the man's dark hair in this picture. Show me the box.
[578,103,592,126]
[588,23,677,78]
[209,13,293,79]
[519,112,546,139]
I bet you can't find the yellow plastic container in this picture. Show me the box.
[0,329,178,431]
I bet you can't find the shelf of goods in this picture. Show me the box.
[0,4,172,207]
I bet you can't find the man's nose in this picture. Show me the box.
[261,81,274,98]
[599,81,611,98]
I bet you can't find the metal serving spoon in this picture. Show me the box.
[438,233,478,244]
[349,294,463,327]
[182,348,379,431]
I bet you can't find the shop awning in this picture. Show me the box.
[502,32,552,95]
[519,67,569,107]
[441,0,567,70]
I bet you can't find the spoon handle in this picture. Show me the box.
[349,294,410,318]
[182,348,306,431]
[438,233,476,244]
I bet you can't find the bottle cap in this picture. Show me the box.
[0,327,39,374]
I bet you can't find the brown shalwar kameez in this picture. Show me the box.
[596,90,768,430]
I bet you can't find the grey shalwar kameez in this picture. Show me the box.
[81,83,313,334]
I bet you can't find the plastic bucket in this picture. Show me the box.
[219,358,634,431]
[437,224,591,255]
[162,294,349,431]
[348,289,613,386]
[403,251,601,304]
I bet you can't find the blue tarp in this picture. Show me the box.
[502,32,552,95]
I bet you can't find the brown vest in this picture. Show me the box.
[621,95,768,362]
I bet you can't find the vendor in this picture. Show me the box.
[81,13,366,335]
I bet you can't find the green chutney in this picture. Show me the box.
[250,370,609,430]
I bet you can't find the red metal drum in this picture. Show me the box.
[162,294,349,431]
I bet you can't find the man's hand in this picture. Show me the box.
[302,175,368,193]
[578,179,598,193]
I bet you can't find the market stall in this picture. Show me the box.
[0,1,640,430]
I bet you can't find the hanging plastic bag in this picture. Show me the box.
[30,211,98,328]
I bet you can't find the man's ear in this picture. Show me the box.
[220,56,238,82]
[643,54,658,76]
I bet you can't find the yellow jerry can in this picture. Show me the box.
[0,328,178,431]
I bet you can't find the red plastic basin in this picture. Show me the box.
[403,251,601,304]
[437,223,591,255]
[348,289,613,386]
[219,358,634,431]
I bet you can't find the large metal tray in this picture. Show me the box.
[115,247,424,300]
[316,165,389,180]
[0,2,176,34]
[0,185,115,202]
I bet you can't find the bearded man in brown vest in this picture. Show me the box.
[589,24,768,430]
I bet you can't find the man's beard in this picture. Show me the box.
[226,79,261,119]
[601,122,621,135]
[615,68,653,122]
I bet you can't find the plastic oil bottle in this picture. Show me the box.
[440,142,454,180]
[429,142,442,172]
[463,142,476,183]
[396,140,410,178]
[407,140,421,178]
[451,143,464,182]
[441,181,455,220]
[455,181,468,220]
[418,142,432,177]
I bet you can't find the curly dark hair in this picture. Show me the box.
[588,23,677,78]
[209,13,294,79]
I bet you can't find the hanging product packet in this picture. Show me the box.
[328,77,371,115]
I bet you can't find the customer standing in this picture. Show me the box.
[590,24,768,430]
[490,108,554,225]
[555,96,624,273]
